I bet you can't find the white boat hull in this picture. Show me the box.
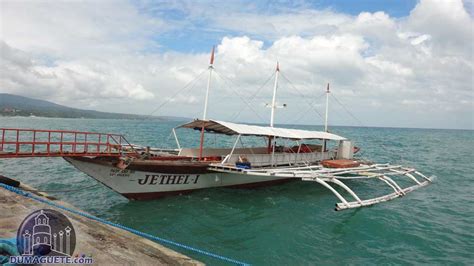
[64,157,292,200]
[63,157,433,211]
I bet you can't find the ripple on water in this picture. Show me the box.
[0,117,472,265]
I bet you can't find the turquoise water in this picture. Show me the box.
[0,117,473,265]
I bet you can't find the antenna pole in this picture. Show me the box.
[270,62,280,127]
[324,83,330,132]
[202,46,215,120]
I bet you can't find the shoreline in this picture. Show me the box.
[0,178,203,265]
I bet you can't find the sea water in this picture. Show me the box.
[0,117,472,265]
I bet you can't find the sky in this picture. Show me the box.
[0,0,473,130]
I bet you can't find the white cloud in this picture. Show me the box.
[0,0,472,129]
[213,9,351,40]
[0,1,166,58]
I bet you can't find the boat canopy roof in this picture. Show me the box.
[177,119,346,141]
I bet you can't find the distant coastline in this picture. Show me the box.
[0,93,187,121]
[1,93,470,130]
[0,115,187,121]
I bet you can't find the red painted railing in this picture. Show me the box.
[0,128,138,158]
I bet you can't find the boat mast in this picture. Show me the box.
[323,83,330,152]
[324,83,330,132]
[199,46,215,160]
[270,62,280,127]
[202,46,215,120]
[267,62,280,156]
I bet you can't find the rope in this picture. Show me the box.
[329,94,405,163]
[213,70,269,123]
[117,68,208,148]
[330,94,366,127]
[247,72,276,100]
[0,238,18,264]
[325,94,369,159]
[143,69,208,119]
[292,91,327,124]
[23,184,100,193]
[279,72,325,120]
[0,183,250,266]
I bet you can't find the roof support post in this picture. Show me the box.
[198,125,205,160]
[267,136,273,154]
[271,137,276,166]
[295,140,301,165]
[231,134,241,155]
[225,134,241,164]
[172,128,181,149]
[321,139,324,161]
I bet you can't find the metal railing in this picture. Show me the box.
[0,128,137,158]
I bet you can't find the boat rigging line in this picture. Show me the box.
[213,64,327,127]
[267,71,389,163]
[330,93,367,127]
[213,69,269,123]
[292,91,327,124]
[279,71,325,121]
[325,90,406,164]
[142,68,208,119]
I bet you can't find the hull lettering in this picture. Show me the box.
[137,174,200,185]
[138,175,150,185]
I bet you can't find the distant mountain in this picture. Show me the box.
[0,93,187,120]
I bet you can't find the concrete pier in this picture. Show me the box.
[0,181,203,265]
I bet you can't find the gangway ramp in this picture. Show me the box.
[0,128,137,158]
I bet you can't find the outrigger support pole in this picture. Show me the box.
[244,163,433,211]
[328,178,363,204]
[312,178,350,207]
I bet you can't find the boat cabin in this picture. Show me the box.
[173,119,354,168]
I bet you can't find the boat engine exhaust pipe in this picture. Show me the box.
[337,140,354,159]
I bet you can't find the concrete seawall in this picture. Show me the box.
[0,182,203,265]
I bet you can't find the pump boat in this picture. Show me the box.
[61,49,433,211]
[62,118,431,211]
[0,48,433,210]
